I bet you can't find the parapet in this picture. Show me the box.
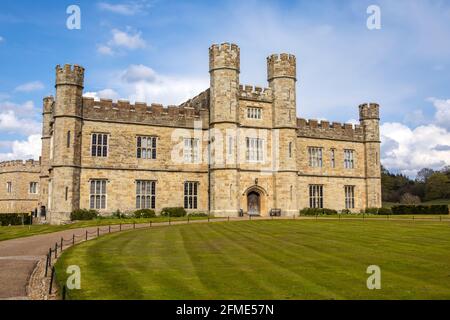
[43,96,54,114]
[209,42,240,72]
[239,85,273,102]
[267,53,296,81]
[359,103,380,120]
[82,90,210,128]
[0,159,41,173]
[56,64,85,87]
[297,118,364,142]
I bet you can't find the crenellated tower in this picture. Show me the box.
[49,64,84,223]
[267,53,298,215]
[359,103,382,208]
[209,43,240,216]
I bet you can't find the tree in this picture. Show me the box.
[399,193,421,204]
[425,173,450,201]
[416,168,435,183]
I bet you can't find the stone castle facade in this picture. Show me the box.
[0,43,381,224]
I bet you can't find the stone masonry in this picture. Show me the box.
[0,43,381,224]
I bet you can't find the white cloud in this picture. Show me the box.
[0,110,41,135]
[381,122,450,177]
[121,64,156,82]
[98,1,150,16]
[429,98,450,130]
[0,100,35,116]
[84,89,119,100]
[98,28,147,55]
[0,36,4,42]
[15,81,44,92]
[0,134,41,162]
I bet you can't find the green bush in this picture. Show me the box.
[391,205,449,215]
[161,207,187,217]
[70,209,99,221]
[377,207,392,215]
[134,209,156,218]
[365,207,379,214]
[0,213,32,226]
[188,212,208,217]
[299,208,337,216]
[340,209,351,214]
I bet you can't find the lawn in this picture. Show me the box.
[0,216,210,242]
[55,219,450,300]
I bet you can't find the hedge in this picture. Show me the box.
[0,213,32,226]
[188,212,208,217]
[70,209,99,221]
[299,208,337,216]
[134,209,156,218]
[160,207,187,217]
[391,205,449,215]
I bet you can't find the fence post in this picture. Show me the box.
[60,237,63,251]
[188,215,190,224]
[208,215,210,222]
[62,285,67,301]
[119,224,122,231]
[54,243,58,259]
[45,253,49,277]
[49,266,55,294]
[85,230,88,241]
[228,216,230,222]
[150,221,152,228]
[109,225,111,233]
[72,234,75,246]
[133,222,136,229]
[97,227,100,237]
[48,248,52,266]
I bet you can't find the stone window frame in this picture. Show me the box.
[29,182,38,194]
[183,138,199,163]
[136,180,156,209]
[184,181,199,209]
[309,184,323,208]
[137,136,157,160]
[245,137,265,163]
[91,133,109,158]
[330,148,336,168]
[308,147,323,167]
[345,185,355,209]
[6,182,12,193]
[344,149,355,169]
[247,107,262,120]
[89,179,107,210]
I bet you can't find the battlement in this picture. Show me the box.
[359,103,380,120]
[297,118,364,142]
[267,53,296,81]
[43,96,54,113]
[209,42,240,72]
[56,64,85,87]
[239,84,273,102]
[82,94,209,128]
[0,159,41,173]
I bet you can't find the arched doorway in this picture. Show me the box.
[247,191,261,215]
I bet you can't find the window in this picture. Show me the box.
[308,147,323,167]
[246,137,264,162]
[247,107,262,119]
[65,187,68,201]
[136,180,156,209]
[227,136,234,156]
[309,185,323,208]
[137,136,157,159]
[288,142,292,158]
[6,182,12,193]
[183,138,199,163]
[89,180,107,210]
[344,149,354,169]
[67,131,71,148]
[330,149,336,168]
[91,133,108,157]
[29,182,38,194]
[345,185,355,209]
[184,181,198,209]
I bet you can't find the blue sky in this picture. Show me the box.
[0,0,449,176]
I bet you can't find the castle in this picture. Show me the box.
[0,43,381,224]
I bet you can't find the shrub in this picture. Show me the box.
[365,207,379,214]
[340,209,351,214]
[391,205,449,215]
[299,208,337,216]
[161,207,187,217]
[0,213,32,226]
[70,209,99,221]
[377,207,392,215]
[188,212,208,217]
[134,209,156,218]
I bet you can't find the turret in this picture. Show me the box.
[267,53,297,128]
[359,103,381,208]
